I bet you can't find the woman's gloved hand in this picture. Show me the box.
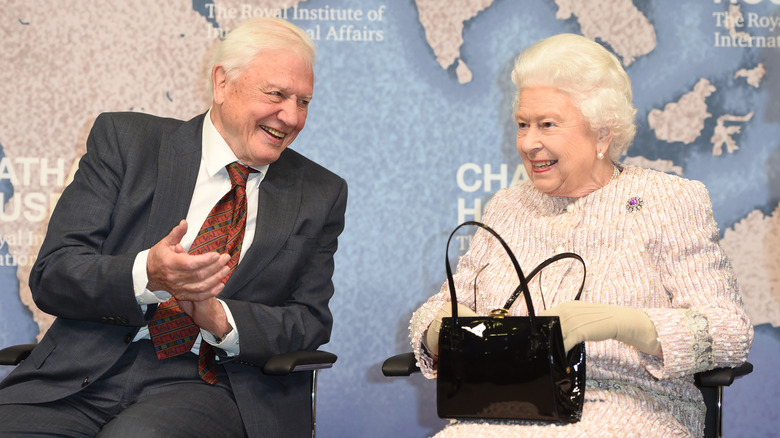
[423,303,478,356]
[540,301,662,357]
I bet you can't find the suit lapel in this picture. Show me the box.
[222,150,302,297]
[144,114,205,247]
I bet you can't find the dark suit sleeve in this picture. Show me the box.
[223,170,348,365]
[29,113,162,327]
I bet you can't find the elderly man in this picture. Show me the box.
[0,17,347,438]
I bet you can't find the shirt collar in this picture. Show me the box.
[202,108,270,179]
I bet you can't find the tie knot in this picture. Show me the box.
[226,162,257,188]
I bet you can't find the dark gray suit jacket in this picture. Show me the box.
[0,112,348,437]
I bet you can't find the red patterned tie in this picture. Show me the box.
[148,162,256,384]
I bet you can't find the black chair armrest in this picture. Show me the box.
[379,353,755,386]
[381,352,420,377]
[262,350,337,376]
[0,344,37,366]
[1,344,337,377]
[695,362,753,387]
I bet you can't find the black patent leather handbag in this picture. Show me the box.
[436,221,587,423]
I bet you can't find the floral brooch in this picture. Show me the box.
[626,197,643,213]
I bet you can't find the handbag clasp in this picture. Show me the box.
[490,308,509,318]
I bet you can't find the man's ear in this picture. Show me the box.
[211,64,228,105]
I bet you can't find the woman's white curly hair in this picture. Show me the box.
[511,34,637,159]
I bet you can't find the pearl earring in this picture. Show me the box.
[597,152,604,159]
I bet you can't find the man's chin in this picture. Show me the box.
[246,146,287,167]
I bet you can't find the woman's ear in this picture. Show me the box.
[597,128,613,152]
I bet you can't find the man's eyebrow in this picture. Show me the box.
[258,81,312,99]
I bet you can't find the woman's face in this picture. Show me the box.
[515,86,613,198]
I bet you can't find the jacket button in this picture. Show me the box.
[124,333,134,344]
[81,377,90,388]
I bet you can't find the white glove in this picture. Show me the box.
[423,303,478,356]
[540,301,662,357]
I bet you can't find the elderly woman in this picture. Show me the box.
[409,33,753,437]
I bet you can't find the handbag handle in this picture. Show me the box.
[445,221,586,334]
[502,251,586,311]
[445,221,534,329]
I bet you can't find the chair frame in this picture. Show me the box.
[0,344,336,438]
[382,352,752,438]
[263,349,337,438]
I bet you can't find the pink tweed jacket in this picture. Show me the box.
[410,165,753,437]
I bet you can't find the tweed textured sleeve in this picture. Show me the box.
[641,178,753,379]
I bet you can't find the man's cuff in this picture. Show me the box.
[201,299,240,357]
[132,249,172,305]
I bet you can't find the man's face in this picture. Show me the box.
[211,49,314,167]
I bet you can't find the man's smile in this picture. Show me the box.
[261,125,285,139]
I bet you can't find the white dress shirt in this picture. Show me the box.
[130,109,268,357]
